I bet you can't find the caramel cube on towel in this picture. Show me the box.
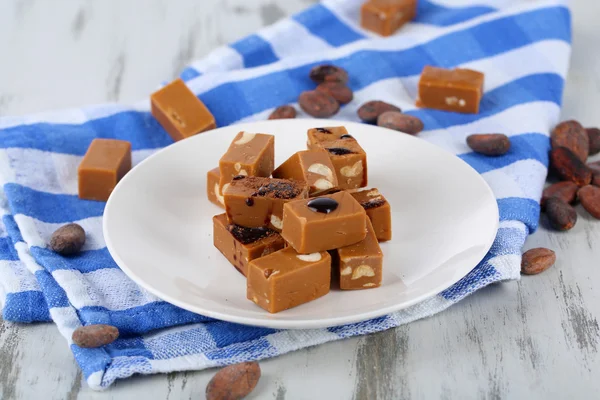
[247,247,331,313]
[78,139,132,201]
[272,150,338,195]
[213,214,285,276]
[416,66,485,114]
[349,188,392,242]
[361,0,417,37]
[207,167,225,209]
[151,78,216,141]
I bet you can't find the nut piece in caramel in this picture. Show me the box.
[281,191,367,253]
[151,78,216,141]
[219,132,275,193]
[213,214,285,276]
[78,139,131,201]
[417,66,484,114]
[334,218,383,290]
[207,167,225,208]
[247,247,331,313]
[224,176,308,231]
[272,150,339,195]
[349,188,392,242]
[361,0,417,37]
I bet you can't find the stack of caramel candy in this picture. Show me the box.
[208,126,392,313]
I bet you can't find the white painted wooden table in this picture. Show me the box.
[1,1,599,399]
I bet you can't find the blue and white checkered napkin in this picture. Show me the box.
[0,0,570,390]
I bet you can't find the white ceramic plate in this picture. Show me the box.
[104,119,499,330]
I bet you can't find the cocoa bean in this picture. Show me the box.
[206,362,261,400]
[586,127,600,156]
[541,181,578,208]
[316,82,353,104]
[521,248,556,275]
[268,105,296,120]
[357,101,401,123]
[466,134,511,156]
[49,223,86,255]
[545,197,577,231]
[298,90,340,118]
[550,147,592,186]
[551,120,589,162]
[309,64,349,84]
[72,324,119,348]
[578,185,600,219]
[377,111,424,135]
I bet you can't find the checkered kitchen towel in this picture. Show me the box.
[0,0,570,390]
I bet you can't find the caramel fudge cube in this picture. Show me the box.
[219,131,275,193]
[151,78,216,141]
[78,139,132,201]
[224,176,308,230]
[361,0,417,37]
[207,167,225,208]
[416,66,485,114]
[307,127,368,189]
[335,218,383,290]
[213,214,285,276]
[272,150,338,195]
[282,191,367,253]
[247,247,331,313]
[349,188,392,242]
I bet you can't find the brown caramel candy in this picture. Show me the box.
[150,78,216,142]
[224,176,308,231]
[281,191,367,253]
[307,127,368,189]
[272,150,338,195]
[213,214,285,276]
[219,132,275,194]
[334,218,383,290]
[78,139,132,201]
[207,167,225,208]
[349,188,392,242]
[361,0,417,37]
[417,66,484,114]
[247,247,331,313]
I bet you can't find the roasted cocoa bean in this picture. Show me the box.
[268,105,296,120]
[578,185,600,219]
[309,64,349,84]
[357,101,401,123]
[206,362,261,400]
[550,147,592,186]
[377,111,424,135]
[545,197,577,231]
[298,90,340,118]
[586,127,600,156]
[72,324,119,348]
[316,82,353,104]
[466,134,511,156]
[551,120,589,162]
[49,223,86,255]
[521,248,556,275]
[541,181,578,208]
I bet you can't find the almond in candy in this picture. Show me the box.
[72,324,119,348]
[309,64,349,84]
[551,120,589,162]
[466,134,511,156]
[586,127,600,156]
[49,223,86,255]
[206,362,261,400]
[541,181,578,208]
[316,82,353,105]
[545,197,577,231]
[377,111,423,135]
[298,90,340,118]
[268,105,296,120]
[550,147,592,186]
[521,248,556,275]
[577,185,600,219]
[357,101,401,123]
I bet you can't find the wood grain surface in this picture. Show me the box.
[1,0,599,399]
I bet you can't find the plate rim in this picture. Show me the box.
[103,118,500,329]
